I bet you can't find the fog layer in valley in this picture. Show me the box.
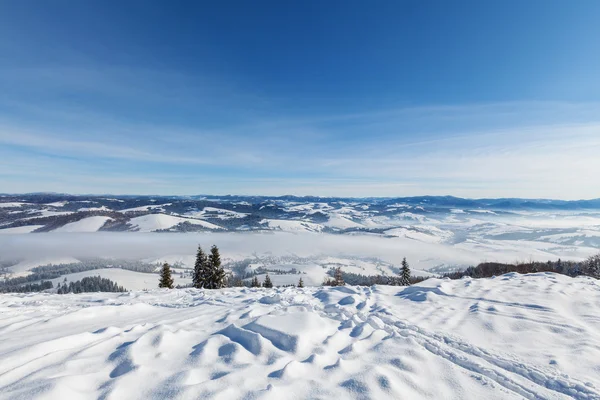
[1,231,596,272]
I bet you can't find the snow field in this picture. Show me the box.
[1,273,599,399]
[53,216,112,233]
[129,214,222,232]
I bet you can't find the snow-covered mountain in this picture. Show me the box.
[2,194,600,242]
[1,194,600,282]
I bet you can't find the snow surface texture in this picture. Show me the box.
[1,273,599,400]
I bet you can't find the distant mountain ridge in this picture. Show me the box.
[2,193,600,210]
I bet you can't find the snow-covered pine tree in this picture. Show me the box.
[158,262,174,289]
[251,276,260,287]
[207,245,226,289]
[334,267,345,286]
[298,277,304,288]
[584,254,600,278]
[263,273,273,288]
[193,245,209,288]
[400,257,411,286]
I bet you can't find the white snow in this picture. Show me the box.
[77,206,110,212]
[129,214,222,232]
[469,209,497,214]
[0,225,44,234]
[0,273,598,399]
[53,216,112,233]
[44,201,68,207]
[184,207,249,219]
[324,215,364,230]
[23,210,73,219]
[260,219,323,232]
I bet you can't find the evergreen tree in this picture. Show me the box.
[230,277,244,287]
[251,276,260,287]
[263,273,273,288]
[297,277,304,288]
[193,245,209,288]
[207,245,226,289]
[584,254,600,279]
[333,267,345,286]
[400,257,411,286]
[159,262,174,289]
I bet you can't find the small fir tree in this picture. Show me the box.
[263,273,273,288]
[400,257,411,286]
[158,262,174,289]
[251,276,260,287]
[297,277,304,288]
[207,245,226,289]
[193,245,209,288]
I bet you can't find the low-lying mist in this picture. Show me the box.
[0,231,592,271]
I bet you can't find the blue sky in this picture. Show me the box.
[1,1,599,199]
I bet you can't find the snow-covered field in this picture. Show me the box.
[48,268,192,291]
[129,214,222,232]
[1,273,598,400]
[53,216,113,233]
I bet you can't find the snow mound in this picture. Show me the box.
[0,274,599,399]
[243,310,338,356]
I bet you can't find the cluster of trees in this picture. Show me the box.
[0,280,53,293]
[249,273,277,288]
[57,276,126,294]
[1,258,158,293]
[159,245,227,289]
[160,248,418,290]
[324,258,417,287]
[323,267,346,286]
[442,254,600,280]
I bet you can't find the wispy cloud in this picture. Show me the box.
[1,65,600,199]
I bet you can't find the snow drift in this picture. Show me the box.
[0,273,599,399]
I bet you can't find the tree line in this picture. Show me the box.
[0,280,53,293]
[158,245,298,289]
[323,257,418,287]
[57,276,126,294]
[442,254,600,280]
[159,247,416,289]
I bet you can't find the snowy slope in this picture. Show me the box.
[129,214,222,232]
[324,214,364,229]
[50,268,191,291]
[0,273,598,400]
[7,257,81,276]
[185,207,249,219]
[53,216,112,232]
[0,225,44,234]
